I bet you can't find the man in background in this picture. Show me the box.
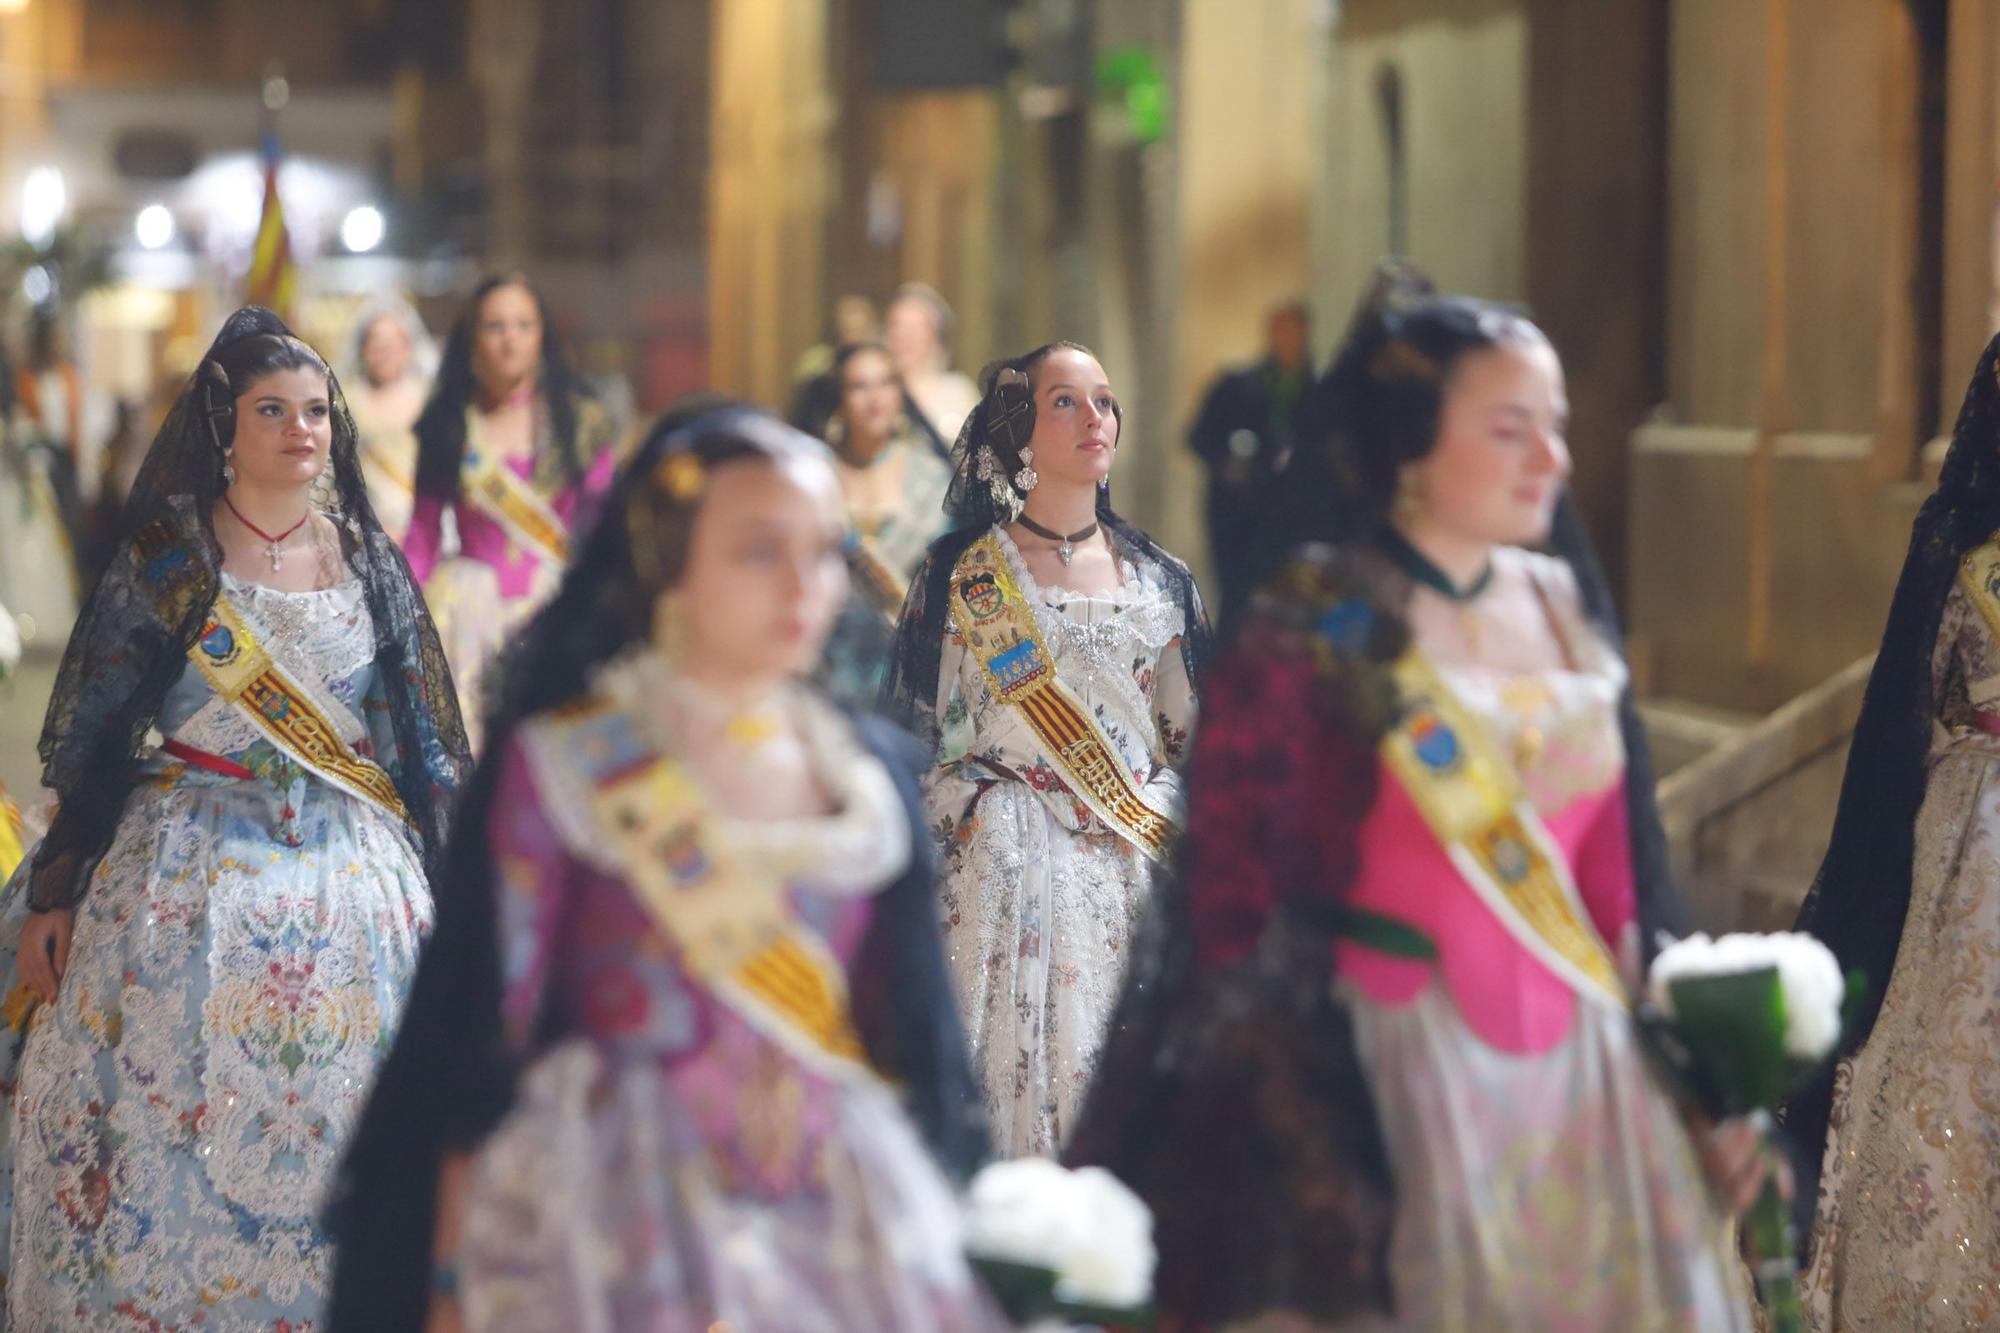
[1188,299,1311,614]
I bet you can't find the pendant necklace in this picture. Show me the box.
[225,495,313,571]
[1017,513,1100,566]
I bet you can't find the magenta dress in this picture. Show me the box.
[1319,550,1747,1330]
[404,441,617,744]
[440,673,1000,1332]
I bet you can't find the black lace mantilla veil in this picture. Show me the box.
[1780,331,2000,1237]
[1061,260,1687,1325]
[326,403,988,1331]
[25,307,469,913]
[882,345,1211,741]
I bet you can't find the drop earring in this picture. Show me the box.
[1013,446,1039,493]
[222,448,236,486]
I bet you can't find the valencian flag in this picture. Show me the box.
[244,126,297,321]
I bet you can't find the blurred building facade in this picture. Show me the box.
[4,0,1992,723]
[707,0,1329,604]
[0,0,464,400]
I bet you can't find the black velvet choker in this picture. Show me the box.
[1379,527,1494,601]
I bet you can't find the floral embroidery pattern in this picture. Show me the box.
[1802,582,2000,1330]
[927,527,1198,1157]
[0,580,431,1330]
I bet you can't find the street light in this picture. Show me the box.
[340,204,384,253]
[20,166,65,246]
[135,203,175,249]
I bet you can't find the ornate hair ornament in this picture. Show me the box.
[200,360,234,423]
[655,451,706,503]
[197,360,239,475]
[1369,256,1437,316]
[1369,338,1440,383]
[975,364,1038,518]
[986,366,1035,454]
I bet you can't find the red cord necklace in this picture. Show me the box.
[224,494,312,571]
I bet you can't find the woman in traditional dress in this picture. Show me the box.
[327,404,997,1333]
[801,340,954,703]
[0,307,468,1329]
[1067,263,1769,1330]
[0,339,79,652]
[405,274,619,746]
[1784,333,2000,1330]
[886,342,1207,1158]
[885,283,981,454]
[343,293,439,542]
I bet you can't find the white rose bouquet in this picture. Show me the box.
[1644,931,1854,1333]
[963,1157,1156,1326]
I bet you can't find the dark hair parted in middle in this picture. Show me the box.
[196,331,334,474]
[941,339,1120,529]
[412,273,594,501]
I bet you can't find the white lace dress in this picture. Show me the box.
[0,574,433,1330]
[925,527,1197,1157]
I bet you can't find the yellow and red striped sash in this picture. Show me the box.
[945,534,1176,861]
[186,594,409,825]
[532,698,870,1077]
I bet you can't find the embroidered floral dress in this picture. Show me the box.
[1320,549,1747,1331]
[0,574,434,1330]
[819,436,952,704]
[927,527,1197,1157]
[1801,580,2000,1330]
[435,668,999,1331]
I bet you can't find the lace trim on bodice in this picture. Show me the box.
[1427,551,1629,816]
[534,657,914,897]
[168,575,375,756]
[989,525,1185,725]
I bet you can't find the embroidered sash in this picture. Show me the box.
[360,432,417,498]
[530,698,872,1078]
[1381,649,1626,1007]
[945,534,1176,861]
[1958,532,2000,643]
[185,594,410,825]
[846,531,908,624]
[460,434,569,569]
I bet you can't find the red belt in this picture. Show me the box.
[161,738,255,781]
